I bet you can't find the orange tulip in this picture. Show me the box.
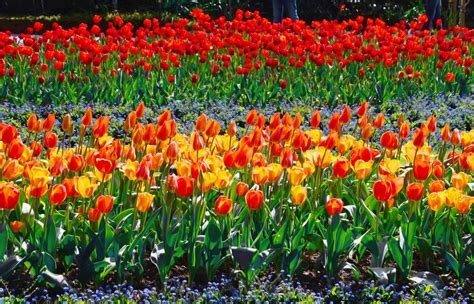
[451,172,471,190]
[361,124,372,141]
[427,192,445,211]
[165,141,179,162]
[455,195,472,214]
[288,166,306,185]
[373,114,385,129]
[432,160,445,179]
[246,110,258,126]
[7,138,25,159]
[429,180,445,193]
[326,198,344,215]
[124,111,137,133]
[97,195,114,214]
[69,154,85,172]
[82,107,93,126]
[310,111,321,129]
[227,120,237,137]
[450,129,461,146]
[373,180,396,202]
[353,160,373,180]
[252,166,268,186]
[333,158,350,179]
[413,160,431,180]
[88,208,101,222]
[205,119,221,138]
[191,132,204,151]
[2,125,18,144]
[412,128,426,148]
[280,147,294,168]
[406,183,424,201]
[440,124,451,142]
[236,182,249,197]
[291,185,307,205]
[10,221,25,233]
[44,131,58,149]
[196,113,207,132]
[340,106,351,125]
[27,114,39,132]
[135,102,145,119]
[136,192,155,212]
[380,131,399,150]
[214,195,232,215]
[399,122,410,139]
[245,189,264,210]
[62,178,79,197]
[176,176,194,198]
[42,114,55,132]
[62,114,73,134]
[2,160,24,180]
[0,182,21,210]
[267,163,283,183]
[356,101,368,117]
[49,184,67,205]
[426,116,437,133]
[94,157,115,174]
[92,116,110,138]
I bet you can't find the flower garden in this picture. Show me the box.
[0,8,473,303]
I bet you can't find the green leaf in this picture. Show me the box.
[0,223,7,262]
[0,255,23,279]
[41,270,72,290]
[46,215,57,255]
[369,267,396,284]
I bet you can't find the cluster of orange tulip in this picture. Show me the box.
[0,101,472,283]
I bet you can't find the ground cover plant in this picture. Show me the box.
[0,10,472,106]
[0,101,473,300]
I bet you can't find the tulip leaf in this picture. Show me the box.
[46,216,57,255]
[0,223,6,261]
[369,267,396,284]
[41,269,72,290]
[409,271,444,293]
[0,255,22,279]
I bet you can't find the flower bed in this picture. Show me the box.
[0,101,473,300]
[0,10,472,106]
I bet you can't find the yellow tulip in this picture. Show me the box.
[267,163,283,183]
[252,166,268,185]
[337,135,355,154]
[214,169,232,189]
[444,187,462,207]
[120,160,139,180]
[176,160,192,177]
[451,172,471,190]
[291,185,307,205]
[455,195,473,214]
[76,176,98,198]
[136,192,155,212]
[427,192,445,211]
[353,160,373,180]
[200,172,217,192]
[379,159,401,175]
[288,166,306,185]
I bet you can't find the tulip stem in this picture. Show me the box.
[248,211,253,248]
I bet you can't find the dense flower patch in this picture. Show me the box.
[0,10,472,106]
[0,102,473,294]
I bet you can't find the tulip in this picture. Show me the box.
[340,106,351,125]
[326,198,344,215]
[165,141,179,161]
[356,101,368,117]
[49,184,68,205]
[380,131,399,150]
[444,187,461,207]
[7,138,25,159]
[440,124,451,142]
[135,102,145,119]
[82,107,93,126]
[62,114,73,134]
[399,122,410,139]
[426,116,437,133]
[42,114,55,131]
[333,158,350,178]
[92,116,110,138]
[2,125,18,144]
[2,160,24,180]
[214,195,232,215]
[310,111,321,129]
[280,147,294,168]
[76,176,98,198]
[236,182,249,197]
[451,172,471,190]
[429,180,445,193]
[27,114,39,132]
[455,195,472,214]
[196,114,207,132]
[191,132,204,151]
[94,157,115,175]
[373,114,385,129]
[245,189,264,210]
[88,208,101,222]
[124,111,137,133]
[62,178,79,197]
[267,163,283,183]
[0,182,21,210]
[413,160,431,180]
[427,192,445,211]
[97,195,114,214]
[373,180,396,202]
[246,110,258,126]
[69,154,85,172]
[406,183,424,201]
[291,185,307,205]
[353,159,373,180]
[288,166,306,185]
[252,166,268,185]
[10,221,25,233]
[136,192,155,212]
[176,176,194,198]
[432,160,445,179]
[361,124,372,141]
[450,129,461,146]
